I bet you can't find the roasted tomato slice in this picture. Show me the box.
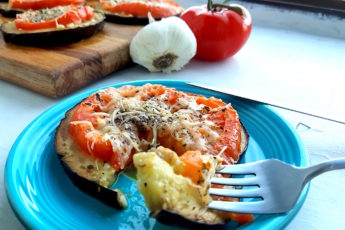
[9,0,85,10]
[84,5,94,20]
[77,7,87,21]
[14,5,94,31]
[100,0,184,18]
[57,10,82,25]
[14,19,56,30]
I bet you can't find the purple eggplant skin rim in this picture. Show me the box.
[240,120,250,155]
[58,157,124,209]
[1,12,105,47]
[104,12,181,25]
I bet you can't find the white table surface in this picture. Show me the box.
[2,3,345,229]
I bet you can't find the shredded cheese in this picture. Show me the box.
[151,123,157,148]
[217,146,228,157]
[71,84,231,165]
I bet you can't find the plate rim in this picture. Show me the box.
[5,79,310,230]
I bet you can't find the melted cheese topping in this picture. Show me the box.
[17,6,71,22]
[88,87,221,166]
[69,84,240,171]
[133,147,226,224]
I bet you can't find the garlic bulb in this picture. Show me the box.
[129,16,197,73]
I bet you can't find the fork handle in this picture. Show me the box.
[304,157,345,183]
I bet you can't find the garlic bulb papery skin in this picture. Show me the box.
[129,16,197,73]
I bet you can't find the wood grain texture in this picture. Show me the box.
[0,15,142,97]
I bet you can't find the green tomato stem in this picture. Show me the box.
[212,3,244,16]
[207,0,213,11]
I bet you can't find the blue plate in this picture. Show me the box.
[5,80,309,230]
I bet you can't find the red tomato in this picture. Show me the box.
[9,0,85,10]
[181,2,252,61]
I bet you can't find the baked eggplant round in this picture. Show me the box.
[1,11,105,46]
[55,84,251,224]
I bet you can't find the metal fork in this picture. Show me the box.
[208,158,345,214]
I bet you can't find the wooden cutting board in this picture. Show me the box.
[0,16,142,97]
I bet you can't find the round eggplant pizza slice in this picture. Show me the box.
[1,5,105,46]
[55,84,252,225]
[100,0,184,25]
[0,0,85,18]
